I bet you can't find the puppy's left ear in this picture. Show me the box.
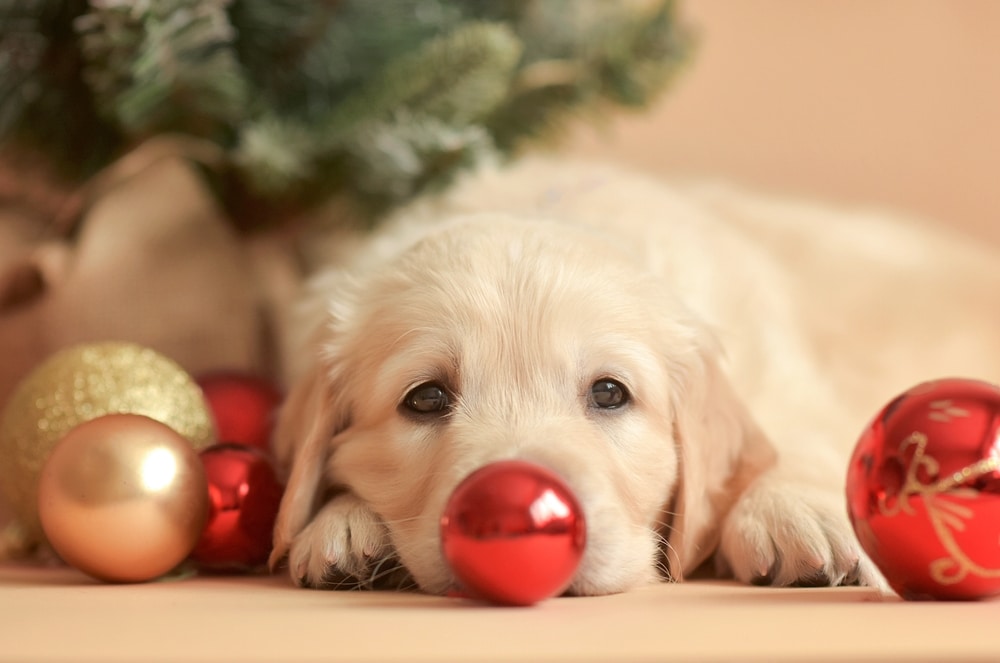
[664,342,776,579]
[268,359,346,570]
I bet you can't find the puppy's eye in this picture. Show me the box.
[403,382,451,414]
[589,379,629,409]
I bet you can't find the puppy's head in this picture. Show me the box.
[271,214,773,595]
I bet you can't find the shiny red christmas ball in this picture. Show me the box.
[846,378,1000,600]
[196,372,282,452]
[440,460,586,606]
[190,443,284,571]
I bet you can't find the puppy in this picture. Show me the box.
[269,159,1000,595]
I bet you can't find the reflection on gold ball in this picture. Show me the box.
[0,342,215,541]
[37,414,209,582]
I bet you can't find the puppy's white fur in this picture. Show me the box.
[270,159,1000,595]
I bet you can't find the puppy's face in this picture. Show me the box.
[280,216,744,595]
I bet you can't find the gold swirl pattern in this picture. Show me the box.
[878,430,1000,586]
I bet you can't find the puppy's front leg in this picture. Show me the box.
[288,493,393,588]
[715,473,886,589]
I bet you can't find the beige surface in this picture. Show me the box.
[2,562,998,663]
[567,0,1000,246]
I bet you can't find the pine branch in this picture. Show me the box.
[590,0,693,107]
[488,0,690,151]
[235,20,520,197]
[74,1,141,121]
[0,0,117,177]
[76,0,249,138]
[0,1,53,137]
[226,0,340,116]
[370,21,523,125]
[232,113,316,195]
[319,20,522,140]
[342,110,496,203]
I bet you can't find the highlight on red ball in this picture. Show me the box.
[440,460,586,606]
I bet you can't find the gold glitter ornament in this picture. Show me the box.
[0,342,215,541]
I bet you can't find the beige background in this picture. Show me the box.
[568,0,1000,246]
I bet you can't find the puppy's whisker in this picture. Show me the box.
[366,560,412,590]
[651,519,680,582]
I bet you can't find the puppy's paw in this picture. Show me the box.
[716,478,886,589]
[287,493,394,589]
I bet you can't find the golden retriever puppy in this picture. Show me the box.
[269,159,1000,595]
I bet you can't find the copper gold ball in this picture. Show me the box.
[37,414,209,583]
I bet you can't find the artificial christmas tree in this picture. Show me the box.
[0,0,691,227]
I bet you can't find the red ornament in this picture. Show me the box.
[440,460,586,606]
[190,443,284,571]
[197,372,282,452]
[847,378,1000,600]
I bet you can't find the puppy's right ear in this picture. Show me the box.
[268,359,346,570]
[664,340,777,580]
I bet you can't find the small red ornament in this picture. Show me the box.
[190,443,284,571]
[846,378,1000,600]
[440,460,586,606]
[196,372,282,452]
